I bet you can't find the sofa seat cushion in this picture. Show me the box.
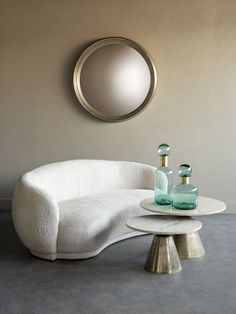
[57,189,154,255]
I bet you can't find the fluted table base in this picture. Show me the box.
[145,235,182,274]
[174,232,205,259]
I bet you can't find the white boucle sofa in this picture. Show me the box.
[12,160,155,260]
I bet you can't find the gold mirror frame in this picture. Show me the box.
[73,37,158,122]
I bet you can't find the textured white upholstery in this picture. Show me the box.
[12,160,155,260]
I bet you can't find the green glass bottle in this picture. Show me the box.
[172,164,198,210]
[155,144,173,205]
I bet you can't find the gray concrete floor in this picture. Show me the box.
[0,211,236,314]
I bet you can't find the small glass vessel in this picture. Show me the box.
[172,164,198,210]
[155,144,173,205]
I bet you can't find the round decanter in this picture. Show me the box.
[172,164,198,210]
[155,144,173,205]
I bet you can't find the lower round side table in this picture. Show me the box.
[126,215,202,274]
[140,196,226,259]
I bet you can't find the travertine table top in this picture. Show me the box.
[141,196,226,217]
[126,215,202,235]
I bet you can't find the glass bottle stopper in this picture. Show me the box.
[158,143,170,156]
[158,144,170,167]
[178,164,192,183]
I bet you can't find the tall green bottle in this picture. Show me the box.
[172,164,198,209]
[155,144,173,205]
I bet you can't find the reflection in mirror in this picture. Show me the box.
[73,38,157,122]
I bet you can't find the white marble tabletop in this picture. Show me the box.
[140,196,226,217]
[126,215,202,235]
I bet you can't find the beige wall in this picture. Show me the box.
[0,0,236,210]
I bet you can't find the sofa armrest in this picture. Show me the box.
[12,175,59,255]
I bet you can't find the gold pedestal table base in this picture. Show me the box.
[126,215,202,274]
[140,196,227,260]
[145,235,182,274]
[174,232,205,259]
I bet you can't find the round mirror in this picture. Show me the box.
[73,37,157,122]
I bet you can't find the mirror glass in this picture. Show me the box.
[73,38,157,122]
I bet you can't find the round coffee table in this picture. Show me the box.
[126,215,202,274]
[140,196,226,259]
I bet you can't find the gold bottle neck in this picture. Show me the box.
[160,156,168,167]
[181,177,190,184]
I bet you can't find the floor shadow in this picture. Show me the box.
[0,213,32,262]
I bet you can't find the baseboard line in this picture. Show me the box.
[0,198,235,213]
[224,202,236,214]
[0,198,12,211]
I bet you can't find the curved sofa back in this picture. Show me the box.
[23,160,155,202]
